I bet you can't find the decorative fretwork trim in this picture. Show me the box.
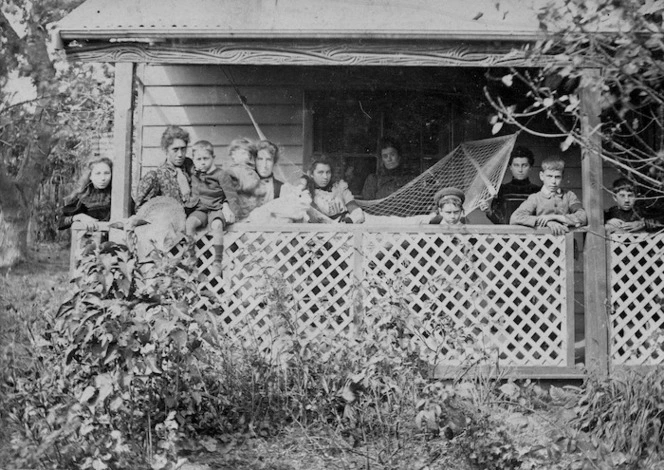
[64,41,542,67]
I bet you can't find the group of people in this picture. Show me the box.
[478,145,664,235]
[58,126,663,276]
[478,146,587,235]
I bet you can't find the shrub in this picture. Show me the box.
[3,240,225,469]
[571,370,664,463]
[458,417,522,470]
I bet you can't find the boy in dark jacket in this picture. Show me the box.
[479,146,540,224]
[185,140,235,277]
[604,177,663,233]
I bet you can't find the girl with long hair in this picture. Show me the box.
[58,156,113,231]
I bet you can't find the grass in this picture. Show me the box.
[0,242,73,466]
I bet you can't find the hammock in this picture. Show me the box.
[269,134,518,225]
[356,134,518,218]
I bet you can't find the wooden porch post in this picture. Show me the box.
[302,94,314,171]
[580,68,609,377]
[110,62,135,236]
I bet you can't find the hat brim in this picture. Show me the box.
[133,196,186,259]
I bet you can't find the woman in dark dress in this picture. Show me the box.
[361,138,414,200]
[58,156,113,231]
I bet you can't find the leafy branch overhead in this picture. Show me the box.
[0,0,114,180]
[487,0,664,195]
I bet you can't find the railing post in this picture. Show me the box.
[69,228,81,278]
[110,62,135,243]
[565,232,576,367]
[581,68,609,377]
[352,229,365,321]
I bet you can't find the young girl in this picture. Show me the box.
[58,156,113,231]
[305,156,364,223]
[429,187,465,225]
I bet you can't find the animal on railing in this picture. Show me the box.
[245,188,313,224]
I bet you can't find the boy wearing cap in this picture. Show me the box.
[429,187,465,225]
[510,157,587,235]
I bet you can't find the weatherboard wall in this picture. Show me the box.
[138,65,306,177]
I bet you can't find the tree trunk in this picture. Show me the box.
[0,180,29,267]
[0,128,53,267]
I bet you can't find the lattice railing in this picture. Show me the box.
[175,224,577,373]
[608,233,664,367]
[70,223,578,374]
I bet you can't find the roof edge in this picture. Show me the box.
[56,29,544,45]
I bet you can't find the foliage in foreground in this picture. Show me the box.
[0,240,513,469]
[566,370,664,469]
[2,240,664,470]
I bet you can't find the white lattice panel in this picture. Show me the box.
[179,229,356,350]
[609,233,664,366]
[176,227,571,369]
[362,232,569,366]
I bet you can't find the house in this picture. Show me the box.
[55,0,664,377]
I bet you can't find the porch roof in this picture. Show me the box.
[55,0,547,45]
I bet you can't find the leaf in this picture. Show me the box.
[103,344,119,365]
[92,459,109,470]
[200,437,218,452]
[622,62,639,75]
[109,396,123,411]
[169,328,187,349]
[145,354,162,374]
[491,122,504,134]
[560,134,575,152]
[639,0,664,16]
[415,410,424,430]
[154,318,176,340]
[150,454,168,470]
[170,302,191,320]
[95,373,114,404]
[79,385,96,404]
[499,382,520,398]
[549,385,568,402]
[501,74,514,87]
[79,422,95,436]
[340,382,357,403]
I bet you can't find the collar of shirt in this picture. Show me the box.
[511,178,532,186]
[194,165,217,177]
[541,187,562,199]
[163,161,179,175]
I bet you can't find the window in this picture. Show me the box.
[308,89,462,195]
